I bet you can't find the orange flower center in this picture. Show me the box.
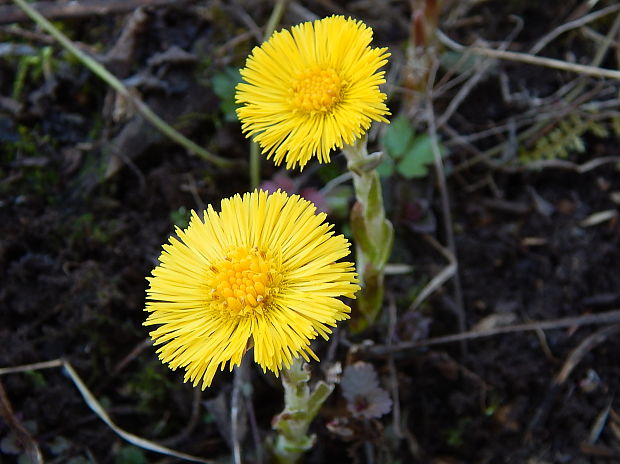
[208,247,279,317]
[291,67,343,112]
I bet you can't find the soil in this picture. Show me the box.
[1,1,620,463]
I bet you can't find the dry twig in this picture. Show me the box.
[11,0,233,167]
[526,324,620,440]
[407,234,456,313]
[0,0,191,24]
[438,30,620,81]
[0,380,43,463]
[436,16,523,128]
[0,359,213,463]
[426,65,467,351]
[386,294,402,439]
[529,3,620,55]
[363,310,620,357]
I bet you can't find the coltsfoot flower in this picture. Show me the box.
[145,190,359,389]
[236,16,390,170]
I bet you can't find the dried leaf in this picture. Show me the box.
[341,362,392,419]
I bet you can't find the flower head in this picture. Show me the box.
[236,16,390,170]
[145,190,359,389]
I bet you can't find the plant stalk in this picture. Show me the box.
[270,358,334,464]
[343,136,394,333]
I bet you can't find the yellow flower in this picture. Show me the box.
[145,190,359,389]
[236,16,390,170]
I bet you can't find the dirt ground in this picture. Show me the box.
[2,0,620,463]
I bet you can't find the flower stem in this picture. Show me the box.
[270,358,334,464]
[12,0,233,168]
[343,136,394,333]
[250,138,260,190]
[263,0,290,40]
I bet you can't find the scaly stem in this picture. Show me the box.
[12,0,233,168]
[270,358,334,464]
[343,136,394,333]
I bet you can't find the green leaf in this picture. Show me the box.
[382,114,416,159]
[211,67,242,122]
[440,50,480,74]
[376,220,394,269]
[350,202,375,261]
[115,446,146,464]
[49,436,71,455]
[25,369,47,388]
[1,432,20,455]
[376,153,395,178]
[396,134,448,179]
[170,206,190,229]
[325,185,353,220]
[66,458,90,464]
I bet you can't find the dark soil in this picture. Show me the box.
[2,1,620,463]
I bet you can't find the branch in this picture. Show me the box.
[0,0,192,24]
[363,310,620,357]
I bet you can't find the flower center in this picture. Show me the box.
[208,247,279,317]
[291,67,342,112]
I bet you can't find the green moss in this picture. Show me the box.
[11,46,56,100]
[519,113,618,163]
[68,212,119,245]
[0,124,61,200]
[445,418,471,448]
[170,206,190,229]
[125,363,175,412]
